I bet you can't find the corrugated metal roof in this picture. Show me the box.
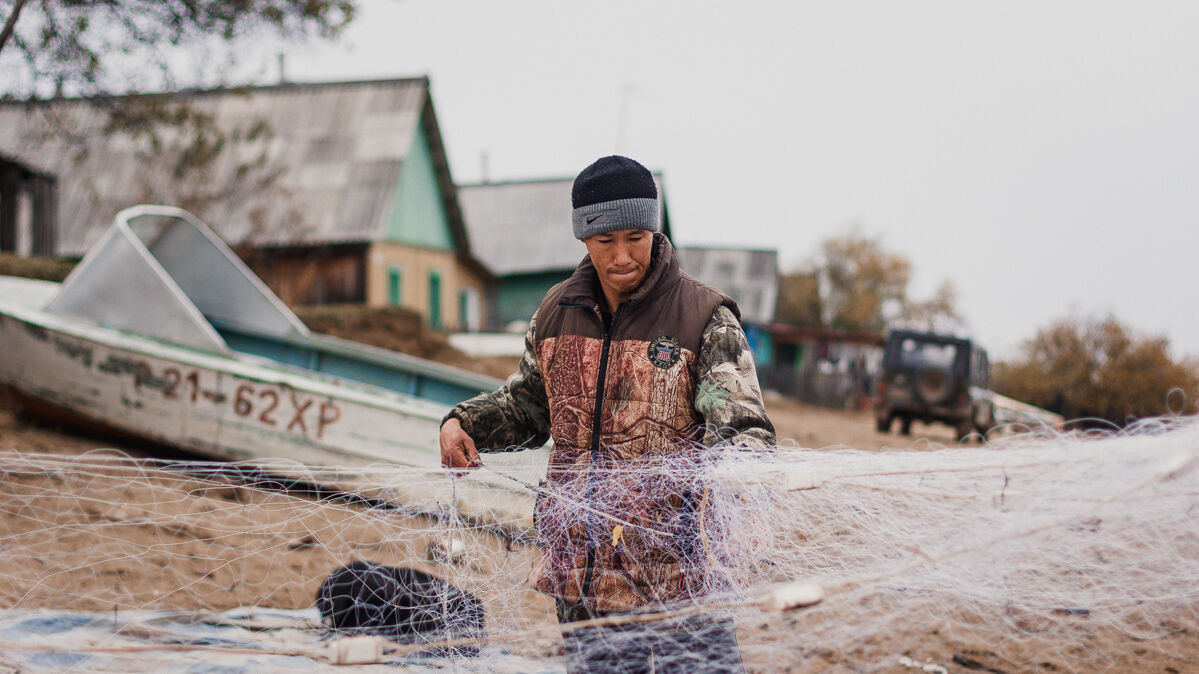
[0,79,430,256]
[676,246,779,325]
[458,175,670,276]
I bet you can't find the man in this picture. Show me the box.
[441,155,775,672]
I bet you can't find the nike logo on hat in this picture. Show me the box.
[586,213,604,225]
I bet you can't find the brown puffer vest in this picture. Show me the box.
[531,234,738,612]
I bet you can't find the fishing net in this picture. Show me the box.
[0,418,1196,671]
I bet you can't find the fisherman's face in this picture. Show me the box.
[584,228,653,306]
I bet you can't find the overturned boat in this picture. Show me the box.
[0,205,543,534]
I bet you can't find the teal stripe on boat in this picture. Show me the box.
[213,321,500,407]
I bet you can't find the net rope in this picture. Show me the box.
[0,418,1196,671]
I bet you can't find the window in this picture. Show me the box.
[387,266,402,306]
[898,339,958,369]
[428,270,442,329]
[458,287,480,332]
[716,261,736,281]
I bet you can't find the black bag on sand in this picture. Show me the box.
[315,560,485,657]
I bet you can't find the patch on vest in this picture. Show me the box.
[647,335,682,369]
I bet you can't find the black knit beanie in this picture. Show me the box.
[571,155,660,240]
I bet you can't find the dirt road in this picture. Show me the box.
[764,391,964,450]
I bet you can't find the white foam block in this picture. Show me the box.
[760,582,825,611]
[324,635,388,665]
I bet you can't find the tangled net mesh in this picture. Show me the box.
[0,418,1196,671]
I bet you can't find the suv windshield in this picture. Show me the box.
[896,338,958,369]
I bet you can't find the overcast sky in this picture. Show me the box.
[242,0,1199,360]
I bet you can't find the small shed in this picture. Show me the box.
[458,176,672,331]
[757,324,885,409]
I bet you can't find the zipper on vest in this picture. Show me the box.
[581,302,621,602]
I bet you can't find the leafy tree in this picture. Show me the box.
[776,230,959,334]
[992,315,1199,425]
[1,1,356,243]
[819,231,911,332]
[774,270,822,327]
[1,1,354,98]
[898,278,961,333]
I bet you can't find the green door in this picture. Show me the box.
[428,270,442,329]
[388,266,402,305]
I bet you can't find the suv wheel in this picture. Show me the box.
[956,417,974,442]
[876,416,891,433]
[976,409,996,438]
[899,416,913,435]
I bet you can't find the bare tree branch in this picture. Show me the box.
[0,0,31,55]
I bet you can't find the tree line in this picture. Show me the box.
[775,230,1199,426]
[775,230,962,334]
[992,316,1199,426]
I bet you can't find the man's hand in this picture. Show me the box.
[440,417,481,475]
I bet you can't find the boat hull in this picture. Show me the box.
[0,277,543,536]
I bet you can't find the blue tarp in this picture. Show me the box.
[0,608,556,672]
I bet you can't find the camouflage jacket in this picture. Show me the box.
[446,234,775,612]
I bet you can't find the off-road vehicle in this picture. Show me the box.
[875,329,995,440]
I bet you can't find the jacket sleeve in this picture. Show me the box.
[442,313,551,452]
[692,305,776,449]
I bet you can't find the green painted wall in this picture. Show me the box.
[744,325,773,367]
[496,271,571,327]
[385,117,454,250]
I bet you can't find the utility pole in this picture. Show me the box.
[616,84,637,153]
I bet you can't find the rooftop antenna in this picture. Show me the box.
[617,84,637,153]
[277,53,287,84]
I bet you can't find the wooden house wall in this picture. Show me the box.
[244,245,368,307]
[366,242,488,331]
